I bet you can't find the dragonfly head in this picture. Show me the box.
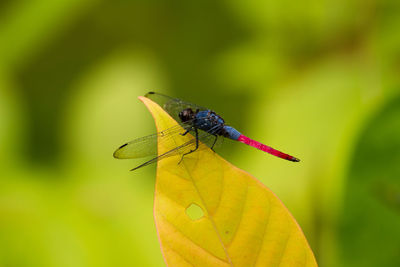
[179,108,195,122]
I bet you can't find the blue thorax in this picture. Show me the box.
[194,110,241,140]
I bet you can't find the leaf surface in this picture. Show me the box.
[139,96,317,267]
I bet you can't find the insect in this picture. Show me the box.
[113,92,300,171]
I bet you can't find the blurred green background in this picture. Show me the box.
[1,0,400,266]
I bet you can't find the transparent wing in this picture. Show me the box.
[113,122,193,159]
[114,121,224,159]
[130,127,224,171]
[145,92,208,122]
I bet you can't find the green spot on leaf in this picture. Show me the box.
[186,203,204,220]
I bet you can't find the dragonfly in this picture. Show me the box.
[113,92,300,171]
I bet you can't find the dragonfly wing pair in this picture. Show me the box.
[113,118,224,171]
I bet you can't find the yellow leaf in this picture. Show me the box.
[139,96,317,267]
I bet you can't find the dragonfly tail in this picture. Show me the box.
[237,135,300,162]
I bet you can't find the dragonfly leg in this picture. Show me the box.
[178,128,199,164]
[180,129,190,136]
[210,135,218,152]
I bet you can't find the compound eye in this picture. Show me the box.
[179,110,188,122]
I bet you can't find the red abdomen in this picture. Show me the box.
[237,135,300,162]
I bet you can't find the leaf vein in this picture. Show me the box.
[225,183,249,248]
[160,211,230,265]
[254,197,272,266]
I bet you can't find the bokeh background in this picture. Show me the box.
[1,0,400,266]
